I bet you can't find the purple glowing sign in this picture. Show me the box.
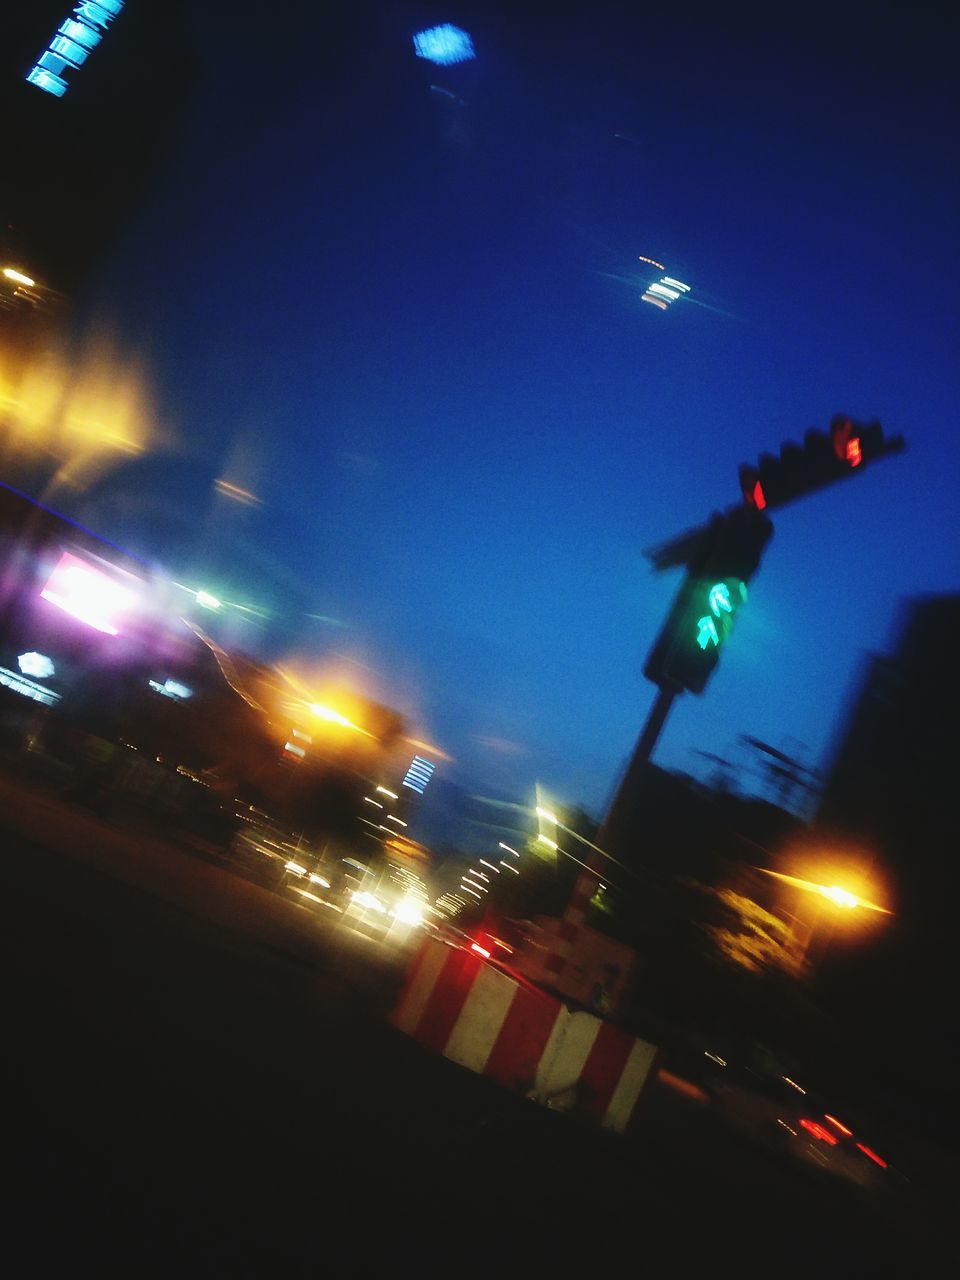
[40,550,138,635]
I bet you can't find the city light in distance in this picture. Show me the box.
[376,786,398,799]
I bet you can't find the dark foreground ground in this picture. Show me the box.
[1,772,955,1274]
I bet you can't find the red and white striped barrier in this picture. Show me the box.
[390,936,658,1134]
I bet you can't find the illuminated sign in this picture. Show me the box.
[40,551,139,635]
[402,754,435,794]
[26,1,125,98]
[148,678,192,700]
[413,25,475,66]
[18,652,55,679]
[0,665,60,706]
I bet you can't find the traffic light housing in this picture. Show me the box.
[739,416,904,512]
[644,507,773,694]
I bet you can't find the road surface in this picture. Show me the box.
[1,770,954,1273]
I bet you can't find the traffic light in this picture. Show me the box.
[739,416,904,512]
[643,507,773,695]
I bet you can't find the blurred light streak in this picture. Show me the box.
[214,478,263,506]
[1,329,157,495]
[3,267,35,286]
[754,867,891,914]
[180,620,266,710]
[499,862,519,874]
[40,551,136,635]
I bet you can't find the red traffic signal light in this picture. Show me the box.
[740,416,903,512]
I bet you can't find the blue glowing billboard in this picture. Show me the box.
[413,25,475,66]
[26,1,125,98]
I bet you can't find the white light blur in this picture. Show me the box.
[499,843,519,856]
[352,891,386,913]
[537,835,558,850]
[536,806,558,824]
[661,277,691,292]
[308,873,331,888]
[196,590,221,610]
[479,860,500,874]
[284,860,307,876]
[386,815,407,827]
[647,283,680,301]
[17,652,55,679]
[3,267,35,287]
[393,899,425,927]
[460,885,481,899]
[500,861,519,874]
[376,786,398,799]
[363,797,384,808]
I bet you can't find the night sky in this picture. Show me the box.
[10,2,960,815]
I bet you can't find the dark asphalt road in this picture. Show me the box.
[2,792,954,1274]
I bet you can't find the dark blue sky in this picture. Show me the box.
[68,2,960,814]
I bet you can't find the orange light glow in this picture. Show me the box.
[824,1114,853,1137]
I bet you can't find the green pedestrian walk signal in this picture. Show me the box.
[644,509,772,695]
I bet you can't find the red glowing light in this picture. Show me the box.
[856,1143,888,1168]
[752,479,767,510]
[845,437,863,467]
[799,1118,838,1145]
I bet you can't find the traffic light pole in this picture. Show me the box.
[596,684,677,852]
[540,685,677,995]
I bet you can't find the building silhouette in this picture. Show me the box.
[816,595,960,1125]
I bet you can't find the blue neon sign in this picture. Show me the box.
[26,1,125,98]
[413,25,475,66]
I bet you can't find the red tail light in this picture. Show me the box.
[856,1143,888,1168]
[799,1118,838,1145]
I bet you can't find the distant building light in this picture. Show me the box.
[27,1,124,97]
[148,678,192,700]
[17,652,55,679]
[413,24,475,65]
[40,551,138,636]
[0,665,60,706]
[403,755,435,794]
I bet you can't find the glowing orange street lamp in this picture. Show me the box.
[755,867,892,964]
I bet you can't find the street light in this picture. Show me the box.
[755,867,892,965]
